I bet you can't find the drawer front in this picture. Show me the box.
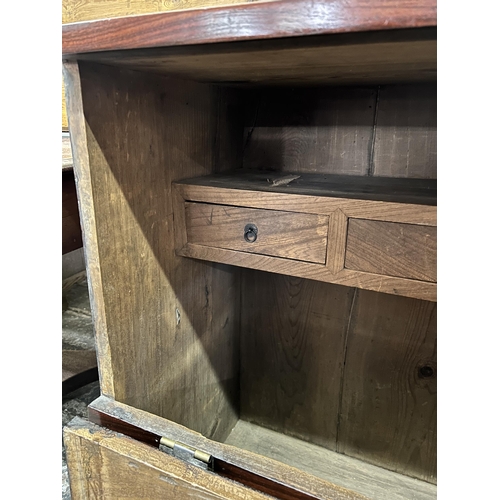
[344,219,437,282]
[185,202,329,264]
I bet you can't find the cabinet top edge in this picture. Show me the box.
[62,0,437,57]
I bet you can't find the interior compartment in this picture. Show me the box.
[66,41,436,498]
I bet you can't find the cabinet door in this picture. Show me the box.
[64,417,272,500]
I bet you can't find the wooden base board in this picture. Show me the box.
[225,421,436,500]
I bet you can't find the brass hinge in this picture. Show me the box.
[159,436,213,469]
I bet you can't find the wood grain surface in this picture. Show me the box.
[185,202,329,263]
[240,271,355,449]
[225,421,437,500]
[337,291,437,483]
[62,0,257,24]
[64,417,273,500]
[87,396,368,500]
[372,84,437,178]
[62,0,436,56]
[345,219,437,281]
[63,60,241,441]
[69,28,436,86]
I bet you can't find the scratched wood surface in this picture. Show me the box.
[63,60,241,442]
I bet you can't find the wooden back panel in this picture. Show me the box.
[240,83,437,483]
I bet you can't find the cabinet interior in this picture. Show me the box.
[71,40,436,493]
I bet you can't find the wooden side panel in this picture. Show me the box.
[345,219,437,282]
[66,60,241,441]
[337,291,437,483]
[372,84,437,178]
[240,271,355,450]
[185,202,329,263]
[63,418,271,500]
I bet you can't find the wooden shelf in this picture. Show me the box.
[173,171,437,301]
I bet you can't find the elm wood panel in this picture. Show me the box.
[175,184,437,225]
[372,84,437,178]
[63,418,271,500]
[66,60,241,442]
[225,421,437,500]
[87,407,324,500]
[243,87,376,174]
[63,61,115,396]
[62,0,256,24]
[62,0,437,56]
[337,291,437,483]
[72,29,436,86]
[179,244,436,301]
[240,271,355,450]
[62,170,83,254]
[89,395,367,500]
[176,171,437,205]
[345,219,437,282]
[185,202,329,264]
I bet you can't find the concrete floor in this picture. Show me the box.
[62,278,99,499]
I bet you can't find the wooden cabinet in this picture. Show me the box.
[62,1,437,498]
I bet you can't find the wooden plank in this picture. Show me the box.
[176,171,437,205]
[64,60,241,441]
[372,84,437,178]
[243,87,376,173]
[240,271,355,449]
[225,421,437,500]
[87,395,366,500]
[62,0,436,56]
[63,418,270,500]
[71,29,436,86]
[345,219,437,282]
[337,290,437,483]
[185,202,329,264]
[176,184,437,224]
[62,170,83,254]
[179,244,436,301]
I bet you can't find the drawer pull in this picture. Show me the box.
[244,223,258,243]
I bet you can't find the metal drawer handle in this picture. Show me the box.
[244,224,258,243]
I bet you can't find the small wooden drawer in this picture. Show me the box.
[173,171,437,302]
[345,219,437,282]
[185,202,329,264]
